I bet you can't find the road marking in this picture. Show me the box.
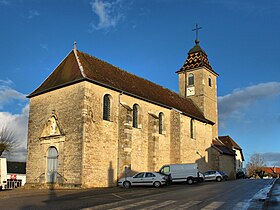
[173,201,202,209]
[140,200,177,210]
[200,201,225,210]
[232,201,250,210]
[81,199,155,210]
[111,193,124,199]
[110,200,156,210]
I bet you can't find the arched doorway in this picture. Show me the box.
[46,147,58,183]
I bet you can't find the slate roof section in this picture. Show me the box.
[212,139,236,156]
[28,50,213,123]
[219,135,245,161]
[177,43,218,76]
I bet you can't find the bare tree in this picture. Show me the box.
[246,153,266,178]
[0,126,17,156]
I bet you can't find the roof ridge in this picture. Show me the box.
[74,49,86,78]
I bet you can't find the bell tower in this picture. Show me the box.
[176,25,219,138]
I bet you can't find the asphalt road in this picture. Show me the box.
[0,179,274,210]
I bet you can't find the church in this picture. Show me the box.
[25,35,242,188]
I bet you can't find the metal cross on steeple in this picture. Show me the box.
[192,24,202,45]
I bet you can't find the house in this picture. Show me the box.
[219,135,245,172]
[262,167,280,178]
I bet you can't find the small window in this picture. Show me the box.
[190,119,196,139]
[159,112,164,134]
[132,104,139,128]
[188,73,194,86]
[208,76,212,87]
[103,94,111,121]
[145,173,156,178]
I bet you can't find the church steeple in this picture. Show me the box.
[176,25,219,138]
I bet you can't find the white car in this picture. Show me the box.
[204,170,224,182]
[118,172,166,188]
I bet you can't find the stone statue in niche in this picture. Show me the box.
[49,117,56,135]
[41,115,62,138]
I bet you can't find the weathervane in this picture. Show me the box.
[192,24,202,45]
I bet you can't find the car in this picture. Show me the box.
[218,171,228,181]
[118,172,166,188]
[204,170,224,182]
[158,171,172,185]
[236,171,246,179]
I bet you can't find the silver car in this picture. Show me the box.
[204,170,224,182]
[118,172,166,188]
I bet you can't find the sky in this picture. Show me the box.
[0,0,279,167]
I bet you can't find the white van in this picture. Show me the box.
[159,163,204,185]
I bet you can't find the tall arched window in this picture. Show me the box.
[190,119,196,139]
[103,94,111,121]
[132,104,139,128]
[188,73,194,86]
[46,147,58,183]
[159,112,164,134]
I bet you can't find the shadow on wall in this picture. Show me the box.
[108,162,139,187]
[108,161,114,186]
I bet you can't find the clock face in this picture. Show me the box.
[187,87,195,96]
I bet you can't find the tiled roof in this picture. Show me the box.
[218,135,245,161]
[219,136,242,150]
[262,167,280,175]
[28,50,212,123]
[212,139,235,156]
[177,43,218,75]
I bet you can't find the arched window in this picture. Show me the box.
[103,94,111,121]
[159,112,164,134]
[46,147,58,183]
[190,119,196,139]
[132,104,139,128]
[208,76,212,87]
[188,73,194,86]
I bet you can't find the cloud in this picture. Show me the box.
[28,10,40,19]
[0,79,28,162]
[262,152,280,167]
[0,104,29,162]
[40,43,48,51]
[218,82,280,122]
[0,80,27,109]
[90,0,125,30]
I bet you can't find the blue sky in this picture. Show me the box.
[0,0,280,166]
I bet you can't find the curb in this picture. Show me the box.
[263,178,278,209]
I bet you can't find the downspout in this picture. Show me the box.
[117,91,123,183]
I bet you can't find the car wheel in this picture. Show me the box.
[123,181,131,189]
[216,176,222,182]
[153,181,161,188]
[187,178,194,185]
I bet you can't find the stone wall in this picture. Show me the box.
[209,147,236,180]
[26,83,85,187]
[27,81,215,188]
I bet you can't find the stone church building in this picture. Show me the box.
[26,38,236,188]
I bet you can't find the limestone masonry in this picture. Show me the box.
[26,40,243,188]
